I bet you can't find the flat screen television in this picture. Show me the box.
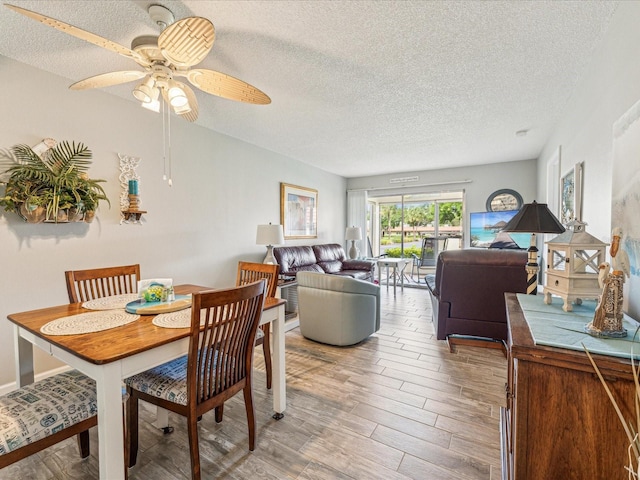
[469,210,529,248]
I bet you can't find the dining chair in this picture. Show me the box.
[64,264,140,478]
[125,280,266,480]
[236,261,279,389]
[0,370,97,469]
[65,264,141,303]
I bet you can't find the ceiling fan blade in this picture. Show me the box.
[160,82,199,122]
[158,17,215,67]
[5,4,149,66]
[186,69,271,105]
[179,84,199,122]
[70,71,146,90]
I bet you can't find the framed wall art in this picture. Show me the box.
[613,98,640,320]
[280,183,317,239]
[560,162,583,225]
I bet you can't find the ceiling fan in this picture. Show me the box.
[5,3,271,122]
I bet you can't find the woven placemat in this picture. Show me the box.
[152,309,212,329]
[153,309,193,329]
[82,293,140,311]
[41,311,140,335]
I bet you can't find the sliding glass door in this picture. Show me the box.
[367,192,463,259]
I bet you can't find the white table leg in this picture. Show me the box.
[14,326,34,387]
[95,362,126,480]
[272,304,286,418]
[386,264,391,290]
[393,264,397,297]
[152,407,170,431]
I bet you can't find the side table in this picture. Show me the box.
[376,258,410,296]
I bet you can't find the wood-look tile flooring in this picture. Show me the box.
[2,287,507,480]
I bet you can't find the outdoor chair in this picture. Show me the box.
[367,236,387,259]
[411,236,448,282]
[236,261,278,389]
[125,281,266,480]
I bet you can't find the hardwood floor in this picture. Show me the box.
[1,287,507,480]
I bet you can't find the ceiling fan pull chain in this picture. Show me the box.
[167,105,173,187]
[162,99,167,182]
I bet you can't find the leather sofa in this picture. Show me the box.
[273,243,375,281]
[426,248,528,344]
[296,271,380,346]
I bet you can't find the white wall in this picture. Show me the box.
[347,159,537,247]
[0,55,346,386]
[537,1,640,244]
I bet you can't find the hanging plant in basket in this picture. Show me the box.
[0,141,109,223]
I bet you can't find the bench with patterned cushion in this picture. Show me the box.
[0,370,97,468]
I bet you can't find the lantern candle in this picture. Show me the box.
[128,179,138,195]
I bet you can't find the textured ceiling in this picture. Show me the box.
[0,1,618,178]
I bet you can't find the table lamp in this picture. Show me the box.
[256,223,285,264]
[345,226,362,259]
[502,201,565,294]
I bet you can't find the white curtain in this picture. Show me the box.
[347,190,368,257]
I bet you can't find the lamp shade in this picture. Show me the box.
[345,226,362,241]
[502,201,566,234]
[256,224,285,246]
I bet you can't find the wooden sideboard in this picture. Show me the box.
[502,292,637,480]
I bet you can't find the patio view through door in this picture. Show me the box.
[367,191,463,286]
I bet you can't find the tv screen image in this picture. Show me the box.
[469,210,530,248]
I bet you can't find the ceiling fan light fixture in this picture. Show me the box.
[133,77,155,103]
[149,86,160,101]
[167,82,188,107]
[142,98,161,113]
[6,3,269,127]
[173,102,192,115]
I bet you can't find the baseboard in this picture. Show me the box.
[0,365,73,396]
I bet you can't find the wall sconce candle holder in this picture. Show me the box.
[119,154,147,224]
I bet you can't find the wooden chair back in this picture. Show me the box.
[65,264,141,303]
[236,262,278,298]
[187,280,265,406]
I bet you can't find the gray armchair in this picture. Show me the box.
[297,271,380,346]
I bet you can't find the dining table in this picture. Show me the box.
[7,284,287,480]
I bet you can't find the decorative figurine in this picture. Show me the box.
[585,227,629,337]
[611,227,631,279]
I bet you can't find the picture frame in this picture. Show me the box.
[612,99,640,320]
[560,162,583,225]
[280,183,317,239]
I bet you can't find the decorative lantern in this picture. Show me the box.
[543,220,608,312]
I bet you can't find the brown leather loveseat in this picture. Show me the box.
[274,244,375,281]
[426,248,528,344]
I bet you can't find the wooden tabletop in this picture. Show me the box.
[7,284,285,365]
